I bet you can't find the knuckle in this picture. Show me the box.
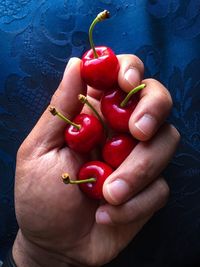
[16,143,24,159]
[155,90,173,113]
[125,199,143,222]
[107,202,140,225]
[130,55,144,70]
[170,124,181,144]
[144,78,173,113]
[133,157,152,182]
[16,137,34,160]
[119,54,144,72]
[16,143,25,160]
[50,87,61,105]
[16,147,21,159]
[156,178,170,204]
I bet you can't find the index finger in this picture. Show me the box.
[116,55,172,141]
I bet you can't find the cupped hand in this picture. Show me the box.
[13,56,180,267]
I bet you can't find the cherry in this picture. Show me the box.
[102,134,138,169]
[62,161,113,200]
[49,106,104,153]
[81,10,119,91]
[101,84,145,133]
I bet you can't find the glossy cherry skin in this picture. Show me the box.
[78,161,113,200]
[65,114,104,153]
[101,88,140,133]
[81,46,119,91]
[102,134,138,169]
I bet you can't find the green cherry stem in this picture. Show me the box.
[62,173,96,184]
[89,10,110,59]
[78,94,108,133]
[49,106,81,130]
[120,83,146,108]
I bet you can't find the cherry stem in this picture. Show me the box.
[78,94,108,133]
[62,173,96,184]
[89,10,110,59]
[120,83,146,108]
[49,106,81,130]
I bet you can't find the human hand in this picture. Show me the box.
[13,55,180,267]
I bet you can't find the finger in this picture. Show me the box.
[117,54,144,93]
[96,177,169,225]
[129,78,173,141]
[103,123,180,205]
[22,58,87,153]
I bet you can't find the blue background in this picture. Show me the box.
[0,1,200,266]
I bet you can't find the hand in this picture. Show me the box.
[13,56,180,267]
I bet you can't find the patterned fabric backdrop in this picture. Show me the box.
[0,1,200,266]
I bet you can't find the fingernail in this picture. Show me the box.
[64,57,78,76]
[105,179,130,204]
[96,210,112,224]
[124,68,140,87]
[135,114,157,136]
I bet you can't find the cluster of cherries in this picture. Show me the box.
[50,10,145,200]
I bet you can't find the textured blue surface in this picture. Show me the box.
[0,0,200,266]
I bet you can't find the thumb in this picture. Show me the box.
[22,57,87,153]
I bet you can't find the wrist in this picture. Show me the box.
[12,230,77,267]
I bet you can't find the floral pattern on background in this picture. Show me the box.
[0,0,200,265]
[147,0,200,38]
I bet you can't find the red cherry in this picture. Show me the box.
[65,113,104,153]
[101,89,138,132]
[101,84,145,132]
[102,134,138,168]
[81,10,119,91]
[78,161,113,200]
[81,46,119,90]
[49,107,104,153]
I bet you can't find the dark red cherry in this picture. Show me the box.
[81,10,119,91]
[49,107,104,153]
[78,161,113,199]
[102,134,138,168]
[65,114,104,153]
[101,84,145,132]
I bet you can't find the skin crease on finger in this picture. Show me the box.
[96,177,169,225]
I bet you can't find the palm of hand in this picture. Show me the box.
[15,114,142,266]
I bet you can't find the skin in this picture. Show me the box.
[13,55,180,267]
